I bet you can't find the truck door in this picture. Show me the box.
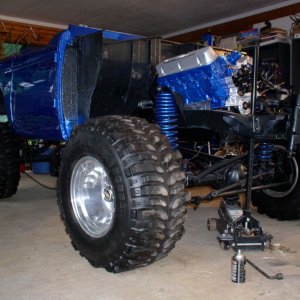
[11,46,60,140]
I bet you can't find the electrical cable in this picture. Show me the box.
[23,172,57,190]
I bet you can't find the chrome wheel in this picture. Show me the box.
[70,156,115,238]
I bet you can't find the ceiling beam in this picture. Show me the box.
[168,3,300,43]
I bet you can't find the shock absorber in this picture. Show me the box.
[255,143,274,162]
[155,91,178,150]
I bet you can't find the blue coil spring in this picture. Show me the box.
[155,92,178,150]
[255,143,274,162]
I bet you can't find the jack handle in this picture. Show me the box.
[246,258,283,280]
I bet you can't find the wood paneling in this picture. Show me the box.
[169,3,300,43]
[0,20,63,47]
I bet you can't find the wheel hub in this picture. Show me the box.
[70,156,115,238]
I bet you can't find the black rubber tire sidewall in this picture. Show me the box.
[58,129,131,266]
[58,116,188,272]
[0,122,20,199]
[252,148,300,220]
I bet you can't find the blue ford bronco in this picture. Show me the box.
[0,25,299,272]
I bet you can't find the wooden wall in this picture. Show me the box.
[169,3,300,43]
[0,20,63,47]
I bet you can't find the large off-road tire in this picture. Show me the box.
[252,146,300,220]
[0,122,20,199]
[58,116,188,272]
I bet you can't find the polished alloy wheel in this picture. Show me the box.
[70,156,115,238]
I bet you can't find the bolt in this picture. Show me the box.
[103,187,113,201]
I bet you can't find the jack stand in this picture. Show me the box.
[207,46,273,251]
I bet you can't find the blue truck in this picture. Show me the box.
[0,25,299,272]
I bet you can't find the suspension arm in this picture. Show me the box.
[186,152,248,186]
[193,180,290,202]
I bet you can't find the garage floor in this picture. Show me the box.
[1,174,300,300]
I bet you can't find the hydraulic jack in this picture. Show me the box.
[207,46,273,251]
[207,196,273,251]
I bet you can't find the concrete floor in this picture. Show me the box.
[1,174,300,300]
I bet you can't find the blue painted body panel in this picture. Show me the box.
[0,25,143,141]
[10,47,59,139]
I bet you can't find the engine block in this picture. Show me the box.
[156,47,250,113]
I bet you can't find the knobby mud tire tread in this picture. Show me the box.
[0,123,20,199]
[58,116,189,272]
